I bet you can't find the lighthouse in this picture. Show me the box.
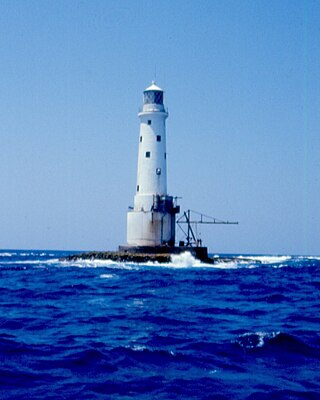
[126,82,179,248]
[66,82,237,263]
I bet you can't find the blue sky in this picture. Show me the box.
[0,0,319,255]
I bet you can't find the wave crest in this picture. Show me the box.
[236,331,280,349]
[170,252,201,267]
[235,331,318,357]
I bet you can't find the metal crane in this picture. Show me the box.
[177,209,238,247]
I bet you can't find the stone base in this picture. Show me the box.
[62,246,212,264]
[61,249,261,265]
[119,245,209,262]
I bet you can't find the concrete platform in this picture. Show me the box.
[61,247,260,265]
[62,246,214,264]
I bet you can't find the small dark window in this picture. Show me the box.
[147,120,151,125]
[157,135,161,142]
[146,151,150,158]
[137,185,139,192]
[164,153,167,159]
[140,136,142,142]
[156,168,161,175]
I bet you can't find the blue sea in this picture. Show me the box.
[0,250,319,399]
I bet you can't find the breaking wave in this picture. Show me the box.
[1,250,319,271]
[236,331,280,349]
[237,255,292,264]
[235,331,319,357]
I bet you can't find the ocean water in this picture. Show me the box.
[0,250,319,399]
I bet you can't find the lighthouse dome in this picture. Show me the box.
[144,81,163,92]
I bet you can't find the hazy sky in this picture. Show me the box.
[1,0,319,255]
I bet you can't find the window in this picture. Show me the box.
[154,91,163,104]
[146,151,150,158]
[144,91,163,105]
[147,120,151,125]
[137,185,139,192]
[157,135,161,142]
[156,168,161,175]
[164,153,167,159]
[140,136,142,142]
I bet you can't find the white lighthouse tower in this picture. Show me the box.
[126,82,179,248]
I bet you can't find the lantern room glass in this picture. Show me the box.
[144,91,163,105]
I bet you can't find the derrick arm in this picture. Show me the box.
[177,209,238,247]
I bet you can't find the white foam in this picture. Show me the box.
[100,273,117,279]
[170,252,201,268]
[146,252,247,269]
[210,261,245,269]
[58,252,253,270]
[141,251,213,269]
[59,258,138,270]
[209,369,218,374]
[0,260,50,265]
[0,252,15,257]
[0,252,302,271]
[237,331,280,349]
[128,344,147,352]
[238,255,292,265]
